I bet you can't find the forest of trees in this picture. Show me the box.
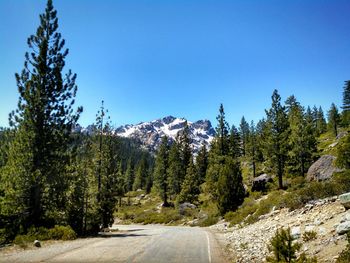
[0,0,349,245]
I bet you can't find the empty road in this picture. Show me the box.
[0,225,227,263]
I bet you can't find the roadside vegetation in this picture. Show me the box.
[1,1,350,257]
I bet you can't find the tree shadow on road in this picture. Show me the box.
[98,232,149,238]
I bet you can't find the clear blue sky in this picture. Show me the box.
[0,0,349,128]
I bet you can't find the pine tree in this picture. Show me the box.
[179,121,192,173]
[3,0,82,228]
[153,136,170,206]
[316,106,327,135]
[246,121,257,178]
[287,101,317,177]
[328,103,340,137]
[124,158,134,193]
[342,80,350,126]
[167,141,183,196]
[178,157,200,204]
[265,90,289,189]
[133,154,148,191]
[196,144,208,185]
[115,161,125,207]
[206,104,230,198]
[217,157,245,215]
[94,106,119,229]
[68,134,99,235]
[239,116,250,156]
[229,124,241,159]
[214,104,230,156]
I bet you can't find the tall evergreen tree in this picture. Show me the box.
[239,116,250,156]
[217,157,245,215]
[167,141,183,196]
[328,103,340,137]
[229,124,241,159]
[179,121,192,172]
[316,106,327,135]
[196,144,208,185]
[206,104,230,198]
[3,0,82,228]
[265,90,289,189]
[133,154,148,191]
[246,121,257,178]
[124,158,134,192]
[153,136,170,206]
[342,80,350,126]
[214,104,230,156]
[287,100,317,177]
[178,157,200,204]
[67,134,99,235]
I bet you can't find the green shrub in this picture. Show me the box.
[13,225,76,248]
[198,215,219,227]
[337,232,350,263]
[13,235,30,248]
[48,225,77,240]
[302,231,317,242]
[266,228,317,263]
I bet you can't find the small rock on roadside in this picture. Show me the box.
[34,240,41,247]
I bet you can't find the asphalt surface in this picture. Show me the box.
[0,225,227,263]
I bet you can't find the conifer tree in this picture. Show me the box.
[115,161,125,207]
[316,106,327,135]
[265,90,289,189]
[67,134,99,235]
[3,0,82,228]
[229,124,241,159]
[179,121,192,172]
[328,103,340,137]
[246,121,257,177]
[167,141,183,196]
[287,100,316,177]
[178,157,200,204]
[153,136,170,206]
[94,106,119,229]
[133,154,148,191]
[342,80,350,126]
[217,157,245,215]
[239,116,250,156]
[196,144,208,185]
[206,104,230,198]
[124,158,134,192]
[214,104,230,156]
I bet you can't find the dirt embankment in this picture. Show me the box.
[211,196,349,263]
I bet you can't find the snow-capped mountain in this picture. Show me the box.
[115,116,215,153]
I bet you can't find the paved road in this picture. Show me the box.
[0,225,227,263]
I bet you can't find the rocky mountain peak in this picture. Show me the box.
[115,116,215,153]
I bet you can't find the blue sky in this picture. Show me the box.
[0,0,349,128]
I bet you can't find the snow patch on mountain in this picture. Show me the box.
[115,116,215,153]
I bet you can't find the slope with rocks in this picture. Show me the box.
[211,196,350,263]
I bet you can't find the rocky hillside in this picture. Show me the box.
[114,116,215,153]
[211,196,350,263]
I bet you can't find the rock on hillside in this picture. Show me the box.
[115,116,215,153]
[211,196,349,263]
[306,155,343,182]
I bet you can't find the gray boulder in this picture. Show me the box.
[337,221,350,235]
[340,193,350,210]
[179,202,197,215]
[252,174,273,192]
[306,155,342,182]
